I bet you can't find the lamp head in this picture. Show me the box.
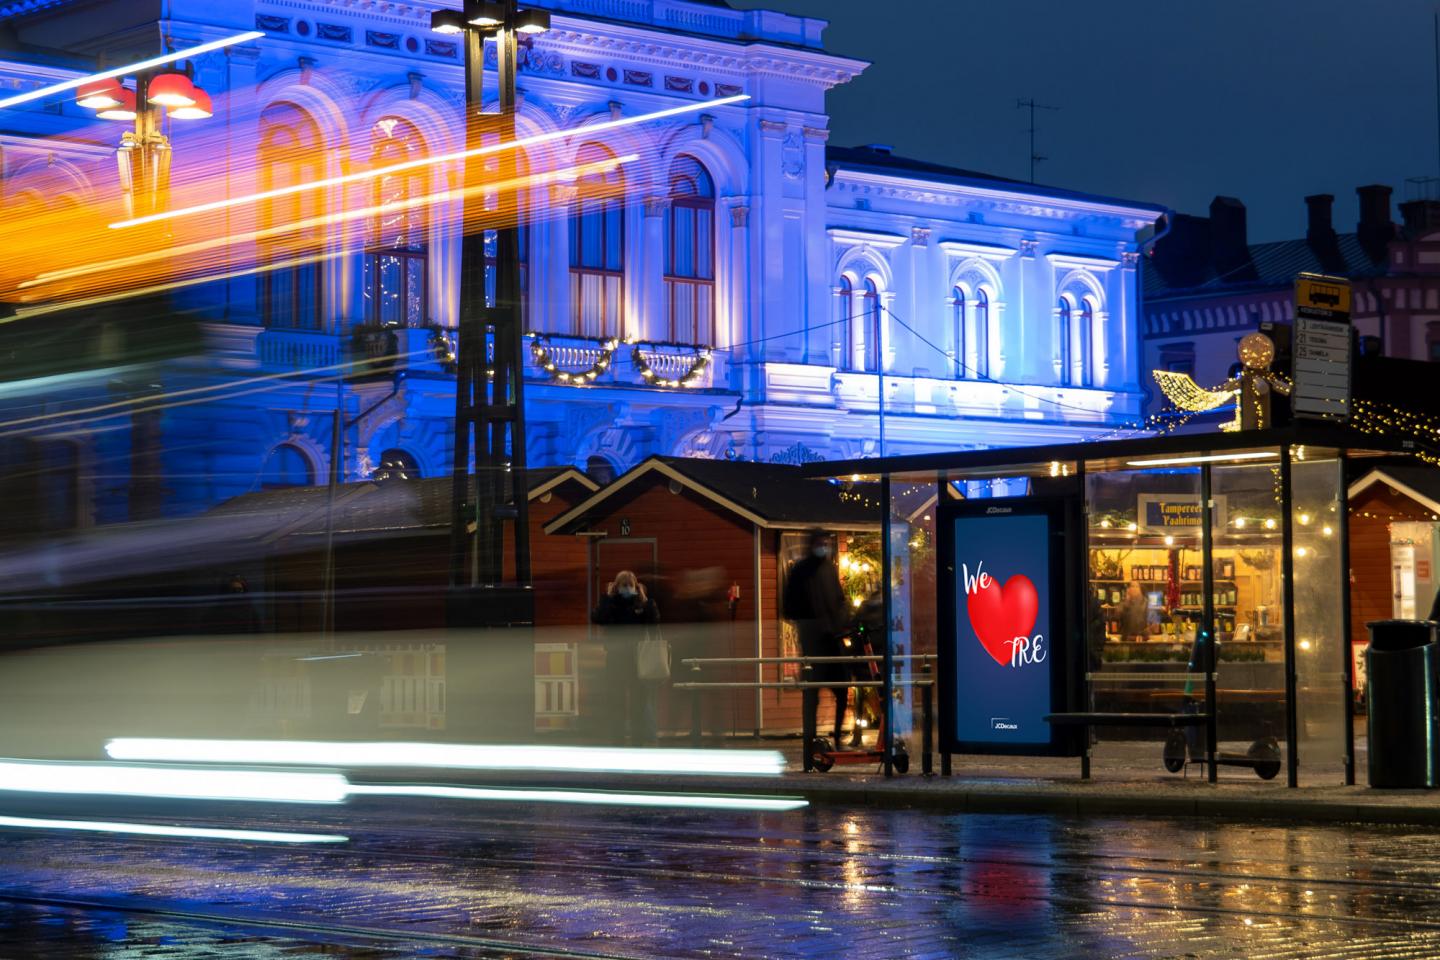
[76,77,124,109]
[168,86,213,120]
[514,8,551,33]
[469,1,506,27]
[146,71,197,108]
[96,87,137,121]
[430,9,466,33]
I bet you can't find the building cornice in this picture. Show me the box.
[1046,252,1119,270]
[831,168,1161,229]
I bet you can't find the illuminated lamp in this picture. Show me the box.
[76,77,123,109]
[168,86,212,120]
[514,8,551,33]
[430,9,466,33]
[469,1,506,26]
[96,88,137,121]
[146,71,196,108]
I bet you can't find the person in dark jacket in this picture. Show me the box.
[783,530,851,750]
[592,570,662,745]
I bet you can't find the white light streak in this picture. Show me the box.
[106,739,787,777]
[347,783,806,811]
[0,759,348,804]
[1125,451,1279,468]
[108,94,749,229]
[0,32,265,111]
[0,814,346,844]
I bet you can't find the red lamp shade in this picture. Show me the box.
[96,88,137,121]
[76,77,124,109]
[146,71,196,108]
[168,86,213,120]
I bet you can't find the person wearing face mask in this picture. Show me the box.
[592,570,662,745]
[783,529,851,754]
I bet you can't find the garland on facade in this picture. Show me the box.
[631,343,711,388]
[528,333,619,385]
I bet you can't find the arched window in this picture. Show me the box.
[373,448,420,481]
[1079,300,1095,387]
[569,143,624,338]
[258,103,324,329]
[261,444,314,489]
[664,155,715,345]
[974,289,990,379]
[363,118,427,327]
[1058,298,1073,386]
[838,276,854,366]
[952,288,966,379]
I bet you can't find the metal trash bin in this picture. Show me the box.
[1365,620,1440,788]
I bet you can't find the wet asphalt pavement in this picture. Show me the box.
[0,797,1438,958]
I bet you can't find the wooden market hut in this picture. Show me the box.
[543,456,886,738]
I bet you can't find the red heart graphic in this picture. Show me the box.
[966,574,1039,667]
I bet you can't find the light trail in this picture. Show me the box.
[0,32,265,111]
[0,759,349,804]
[0,815,347,844]
[106,739,788,777]
[24,153,636,292]
[347,784,807,811]
[108,93,749,230]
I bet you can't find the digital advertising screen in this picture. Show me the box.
[938,499,1072,755]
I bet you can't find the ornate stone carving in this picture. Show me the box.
[781,132,805,181]
[730,205,749,228]
[801,125,830,142]
[911,227,931,247]
[758,119,786,134]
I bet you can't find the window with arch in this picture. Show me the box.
[261,444,314,489]
[258,103,324,329]
[973,289,990,379]
[664,155,715,345]
[363,117,428,327]
[1058,298,1073,386]
[568,142,625,338]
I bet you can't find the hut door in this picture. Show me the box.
[596,539,658,600]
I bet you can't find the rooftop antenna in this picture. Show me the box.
[1016,98,1059,183]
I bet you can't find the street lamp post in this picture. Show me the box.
[432,1,548,600]
[76,63,213,520]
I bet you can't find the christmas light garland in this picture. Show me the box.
[631,343,711,388]
[528,333,619,385]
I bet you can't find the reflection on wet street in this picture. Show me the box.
[0,801,1437,958]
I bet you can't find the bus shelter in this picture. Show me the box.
[805,424,1416,786]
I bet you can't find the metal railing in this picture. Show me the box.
[676,653,938,774]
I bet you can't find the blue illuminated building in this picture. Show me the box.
[0,0,1167,527]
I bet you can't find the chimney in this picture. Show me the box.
[1305,194,1335,243]
[1401,199,1440,236]
[1208,196,1251,278]
[1356,184,1395,259]
[1305,194,1344,273]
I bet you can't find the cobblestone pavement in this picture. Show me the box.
[0,797,1439,958]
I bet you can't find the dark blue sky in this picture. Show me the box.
[730,0,1436,242]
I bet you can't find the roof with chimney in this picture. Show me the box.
[1144,189,1401,302]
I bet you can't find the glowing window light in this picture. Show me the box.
[0,814,346,844]
[109,93,750,230]
[348,784,807,811]
[106,739,787,777]
[0,759,349,804]
[0,31,264,111]
[1125,451,1278,468]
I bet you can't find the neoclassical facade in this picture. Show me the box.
[0,0,1166,526]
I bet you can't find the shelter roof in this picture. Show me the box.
[800,424,1421,482]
